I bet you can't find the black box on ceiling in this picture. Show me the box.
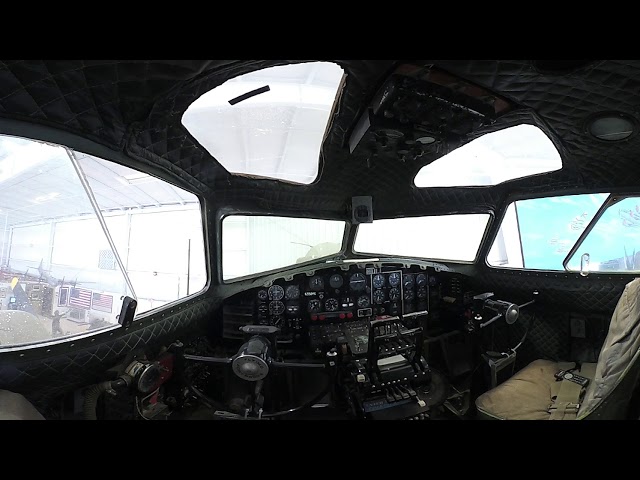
[349,64,514,163]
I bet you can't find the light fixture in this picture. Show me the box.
[586,112,637,142]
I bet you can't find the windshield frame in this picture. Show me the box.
[217,209,351,283]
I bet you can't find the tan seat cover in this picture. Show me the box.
[476,359,560,420]
[477,277,640,420]
[579,277,640,417]
[0,390,45,420]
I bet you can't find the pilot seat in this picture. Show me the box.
[475,277,640,420]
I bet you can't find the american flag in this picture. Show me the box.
[69,288,92,309]
[92,292,113,313]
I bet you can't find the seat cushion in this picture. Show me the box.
[476,359,559,420]
[0,390,45,420]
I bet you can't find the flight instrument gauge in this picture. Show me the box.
[349,273,367,291]
[388,272,401,287]
[257,289,268,301]
[285,285,300,300]
[325,298,339,312]
[373,290,385,304]
[388,287,400,301]
[403,274,415,289]
[417,286,427,299]
[269,301,285,315]
[329,274,344,289]
[404,289,415,301]
[357,295,370,308]
[309,276,324,291]
[372,274,386,289]
[308,299,321,313]
[268,285,284,301]
[416,273,427,287]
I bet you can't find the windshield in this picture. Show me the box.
[353,214,490,261]
[222,215,346,280]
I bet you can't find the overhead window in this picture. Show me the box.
[222,215,346,280]
[565,196,640,273]
[354,214,490,262]
[414,124,562,187]
[182,61,345,185]
[487,193,609,270]
[0,133,206,349]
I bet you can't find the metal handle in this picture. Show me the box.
[580,253,590,277]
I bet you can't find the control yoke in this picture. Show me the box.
[473,291,538,329]
[182,325,331,381]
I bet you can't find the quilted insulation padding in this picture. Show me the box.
[485,311,571,368]
[435,60,640,189]
[128,64,590,219]
[0,296,219,408]
[472,268,630,315]
[0,60,239,149]
[2,60,640,219]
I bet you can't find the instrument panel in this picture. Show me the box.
[253,265,436,335]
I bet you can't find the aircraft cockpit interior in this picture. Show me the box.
[1,59,640,422]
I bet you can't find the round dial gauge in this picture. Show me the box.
[349,273,367,291]
[329,274,344,289]
[372,274,386,289]
[258,304,268,314]
[307,299,321,313]
[257,289,268,301]
[429,275,438,287]
[417,286,427,299]
[269,301,285,315]
[309,275,324,291]
[373,290,385,304]
[285,285,300,300]
[268,285,284,301]
[388,287,400,301]
[388,272,401,287]
[403,274,415,289]
[325,298,339,312]
[403,289,415,301]
[416,273,427,287]
[272,315,283,327]
[357,295,370,308]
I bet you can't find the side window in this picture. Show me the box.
[0,134,206,349]
[488,193,609,270]
[565,196,640,272]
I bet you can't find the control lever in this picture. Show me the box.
[474,291,538,329]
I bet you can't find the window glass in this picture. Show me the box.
[0,135,131,347]
[414,124,562,187]
[222,215,345,280]
[182,62,345,185]
[0,134,207,349]
[354,215,490,261]
[565,196,640,272]
[487,193,609,270]
[76,153,207,314]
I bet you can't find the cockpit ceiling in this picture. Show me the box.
[1,60,639,219]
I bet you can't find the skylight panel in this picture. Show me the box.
[413,124,562,187]
[182,62,345,185]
